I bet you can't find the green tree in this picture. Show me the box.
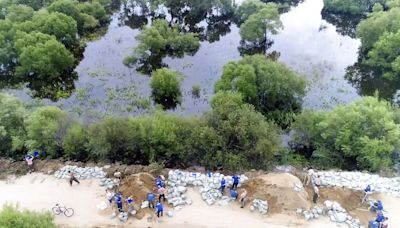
[356,7,400,53]
[124,19,200,68]
[29,11,78,47]
[5,4,34,22]
[0,93,26,158]
[292,97,400,171]
[78,2,109,25]
[204,92,282,171]
[15,38,75,79]
[239,3,282,43]
[25,106,70,158]
[48,0,83,31]
[215,54,306,128]
[63,124,89,161]
[366,30,400,79]
[150,68,182,107]
[0,205,56,228]
[86,117,146,163]
[234,0,267,24]
[0,19,17,74]
[13,0,54,10]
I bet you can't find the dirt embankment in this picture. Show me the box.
[242,173,311,214]
[0,158,153,180]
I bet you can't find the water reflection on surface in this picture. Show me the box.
[2,0,363,116]
[270,0,360,109]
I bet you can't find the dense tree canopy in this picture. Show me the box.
[356,6,400,53]
[366,30,400,79]
[150,68,182,108]
[0,92,282,171]
[0,0,110,99]
[5,4,34,22]
[215,54,306,128]
[0,93,26,157]
[15,36,75,79]
[292,97,400,171]
[26,106,70,158]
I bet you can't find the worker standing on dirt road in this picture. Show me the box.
[156,176,163,188]
[126,196,134,212]
[106,189,114,204]
[239,189,248,208]
[156,202,163,217]
[312,185,319,204]
[25,154,35,173]
[220,177,226,194]
[115,192,123,212]
[232,175,240,189]
[362,184,372,203]
[158,186,166,202]
[313,174,321,187]
[304,167,315,186]
[148,191,155,208]
[68,171,80,186]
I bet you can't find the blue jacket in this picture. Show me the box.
[156,202,163,211]
[233,176,239,184]
[126,197,134,205]
[221,179,226,187]
[376,214,385,223]
[230,190,237,198]
[115,194,122,204]
[365,185,371,192]
[377,201,383,210]
[156,179,163,187]
[148,193,155,202]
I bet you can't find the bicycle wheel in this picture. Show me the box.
[64,208,74,217]
[52,207,61,215]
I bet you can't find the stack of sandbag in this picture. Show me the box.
[54,165,114,190]
[166,170,248,207]
[317,171,400,197]
[249,199,268,215]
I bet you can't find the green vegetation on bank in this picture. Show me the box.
[0,91,282,171]
[2,91,400,173]
[0,205,56,228]
[292,97,400,172]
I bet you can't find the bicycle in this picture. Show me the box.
[52,203,74,217]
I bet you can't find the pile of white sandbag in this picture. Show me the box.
[317,171,400,197]
[166,170,248,208]
[324,200,364,228]
[249,199,268,215]
[298,201,364,228]
[54,165,114,189]
[54,165,106,179]
[297,206,323,220]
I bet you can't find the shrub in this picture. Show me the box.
[0,204,56,228]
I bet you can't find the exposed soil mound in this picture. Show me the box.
[242,173,311,214]
[119,172,156,219]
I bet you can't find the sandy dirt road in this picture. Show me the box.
[0,173,398,228]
